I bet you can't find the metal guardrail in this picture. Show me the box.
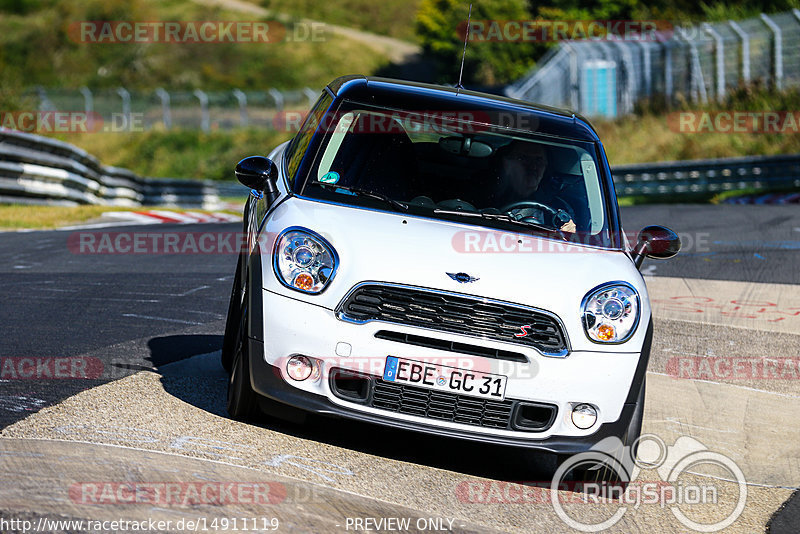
[0,128,797,206]
[612,153,800,196]
[0,129,243,208]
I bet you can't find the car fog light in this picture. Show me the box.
[287,355,313,381]
[572,403,598,429]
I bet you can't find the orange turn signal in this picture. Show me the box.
[293,273,314,291]
[597,324,615,341]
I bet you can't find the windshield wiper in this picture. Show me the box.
[317,183,408,212]
[433,209,567,240]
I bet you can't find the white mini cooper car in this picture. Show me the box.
[221,76,679,463]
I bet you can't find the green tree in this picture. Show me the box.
[416,0,543,86]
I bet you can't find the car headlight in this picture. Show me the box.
[581,283,640,343]
[273,228,338,294]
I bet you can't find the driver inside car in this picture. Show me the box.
[494,141,577,234]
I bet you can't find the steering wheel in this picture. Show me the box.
[502,200,559,221]
[501,200,576,234]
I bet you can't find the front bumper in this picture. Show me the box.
[250,289,652,454]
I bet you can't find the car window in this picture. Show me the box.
[302,102,612,246]
[317,112,356,181]
[580,152,605,235]
[284,91,333,186]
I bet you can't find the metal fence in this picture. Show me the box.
[0,128,238,207]
[506,10,800,117]
[27,87,320,132]
[3,126,799,206]
[613,153,800,196]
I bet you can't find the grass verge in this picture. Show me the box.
[595,86,800,165]
[257,0,421,42]
[0,205,240,231]
[0,0,390,91]
[56,129,293,181]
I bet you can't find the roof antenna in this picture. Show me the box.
[455,3,472,94]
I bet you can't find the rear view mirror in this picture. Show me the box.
[438,137,492,157]
[632,225,681,269]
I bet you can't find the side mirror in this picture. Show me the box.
[632,225,681,269]
[235,156,279,204]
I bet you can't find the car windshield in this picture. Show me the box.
[298,101,613,246]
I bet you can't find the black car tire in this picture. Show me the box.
[221,255,243,373]
[553,377,646,484]
[226,271,260,420]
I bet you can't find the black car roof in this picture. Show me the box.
[326,75,600,142]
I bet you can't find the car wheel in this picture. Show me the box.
[226,282,259,421]
[553,379,646,486]
[221,254,244,373]
[622,377,646,454]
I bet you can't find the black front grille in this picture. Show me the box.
[371,379,515,429]
[366,378,557,432]
[338,284,567,355]
[374,330,528,363]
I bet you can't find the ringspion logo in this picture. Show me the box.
[550,435,747,532]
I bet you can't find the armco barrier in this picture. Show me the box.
[612,153,800,197]
[1,128,798,205]
[0,129,243,208]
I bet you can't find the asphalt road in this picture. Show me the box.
[0,222,237,428]
[1,203,799,428]
[0,204,798,532]
[621,203,800,284]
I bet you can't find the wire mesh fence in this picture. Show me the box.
[506,10,800,117]
[21,11,800,129]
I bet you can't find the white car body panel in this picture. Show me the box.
[243,112,656,444]
[252,192,651,440]
[259,196,651,355]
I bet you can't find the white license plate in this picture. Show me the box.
[382,356,507,401]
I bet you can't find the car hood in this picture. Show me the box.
[262,197,651,352]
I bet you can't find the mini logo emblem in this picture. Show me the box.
[446,272,479,283]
